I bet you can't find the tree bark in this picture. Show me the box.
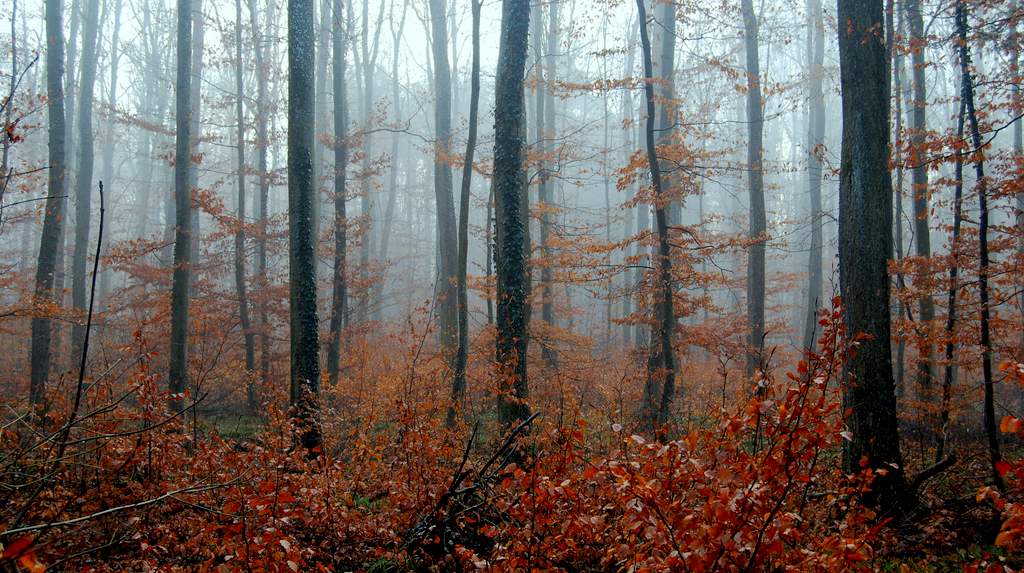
[741,0,766,380]
[29,0,69,407]
[494,0,531,427]
[837,0,910,510]
[288,0,322,451]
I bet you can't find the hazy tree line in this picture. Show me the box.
[0,0,1021,516]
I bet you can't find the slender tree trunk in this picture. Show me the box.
[837,0,910,510]
[531,0,557,367]
[326,0,348,386]
[377,0,409,278]
[234,0,256,412]
[249,0,272,383]
[494,0,531,427]
[636,0,677,433]
[1,0,16,187]
[955,0,1004,491]
[741,0,766,380]
[288,0,322,451]
[904,0,935,399]
[428,0,459,381]
[30,0,68,407]
[448,0,481,426]
[98,0,122,309]
[936,97,966,464]
[357,0,386,322]
[891,0,910,400]
[802,0,824,351]
[70,0,99,359]
[188,0,205,285]
[168,0,194,414]
[486,182,493,325]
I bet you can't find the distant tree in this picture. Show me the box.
[428,0,458,387]
[326,0,348,386]
[904,0,935,397]
[234,0,256,411]
[70,0,100,359]
[741,0,765,380]
[836,0,910,510]
[802,0,824,351]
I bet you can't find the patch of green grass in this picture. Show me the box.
[202,414,264,441]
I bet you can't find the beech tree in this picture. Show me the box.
[493,0,531,426]
[288,0,321,450]
[836,0,909,509]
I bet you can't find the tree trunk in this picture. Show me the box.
[532,0,557,367]
[802,0,824,351]
[449,0,481,427]
[1,0,16,188]
[636,0,677,434]
[248,0,272,383]
[428,0,459,384]
[98,0,122,310]
[288,0,322,451]
[234,0,256,412]
[168,0,194,414]
[889,0,909,400]
[70,0,100,359]
[904,0,935,398]
[836,0,910,510]
[29,0,69,407]
[326,0,348,386]
[955,0,1004,491]
[936,97,965,464]
[741,0,766,380]
[494,0,531,427]
[188,0,205,287]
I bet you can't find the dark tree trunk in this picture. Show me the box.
[70,0,100,358]
[30,0,69,407]
[326,0,348,386]
[168,0,194,414]
[904,0,935,398]
[449,0,481,427]
[955,0,1004,491]
[802,0,824,351]
[234,0,256,411]
[837,0,910,510]
[288,0,322,451]
[494,0,532,427]
[636,0,677,434]
[741,0,766,380]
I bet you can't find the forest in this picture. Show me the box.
[0,0,1023,569]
